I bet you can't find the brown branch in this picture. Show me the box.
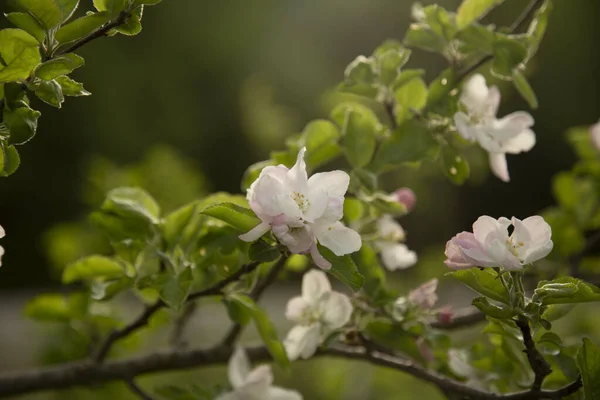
[94,260,262,362]
[221,255,289,347]
[515,316,552,391]
[0,344,581,399]
[125,378,155,400]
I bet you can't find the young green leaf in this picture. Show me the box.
[577,338,600,400]
[158,268,193,310]
[15,0,79,29]
[116,6,143,36]
[364,319,422,361]
[456,0,503,30]
[513,70,538,109]
[55,12,111,44]
[35,79,65,108]
[248,241,279,262]
[492,37,528,78]
[0,144,21,177]
[62,255,126,283]
[301,120,341,169]
[102,187,161,224]
[55,76,91,96]
[93,0,126,14]
[318,246,364,292]
[201,202,261,233]
[35,53,85,81]
[394,77,428,122]
[446,268,511,304]
[534,277,600,305]
[472,297,515,319]
[24,294,72,321]
[4,13,45,43]
[391,69,425,91]
[3,105,41,145]
[337,106,378,169]
[0,29,41,83]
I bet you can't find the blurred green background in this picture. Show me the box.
[0,0,599,399]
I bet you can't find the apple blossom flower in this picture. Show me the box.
[454,74,536,182]
[444,215,553,271]
[393,187,416,212]
[374,215,417,271]
[239,147,361,269]
[0,225,5,267]
[408,279,438,309]
[216,347,302,400]
[591,120,600,150]
[283,269,353,361]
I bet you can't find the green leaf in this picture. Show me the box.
[301,120,341,169]
[0,144,21,177]
[391,69,425,91]
[201,202,261,234]
[5,12,45,43]
[90,210,153,241]
[116,6,143,36]
[441,146,469,184]
[158,268,193,310]
[446,268,510,304]
[102,187,161,224]
[423,5,457,41]
[374,45,411,86]
[3,104,40,145]
[223,296,253,326]
[353,245,396,305]
[227,294,290,371]
[577,338,600,400]
[404,24,446,53]
[249,241,279,262]
[91,276,134,301]
[35,79,65,108]
[361,191,407,216]
[542,207,585,257]
[162,201,203,251]
[456,0,503,30]
[55,12,111,44]
[394,77,428,122]
[364,319,422,360]
[0,29,41,83]
[512,70,538,109]
[318,246,364,292]
[472,297,515,319]
[492,37,528,78]
[55,75,91,96]
[93,0,126,14]
[456,23,495,52]
[343,198,364,225]
[343,56,377,86]
[15,0,79,29]
[534,277,600,306]
[552,172,598,228]
[370,119,439,172]
[350,168,378,193]
[135,0,162,5]
[426,68,457,113]
[35,53,84,81]
[25,294,71,321]
[62,255,126,283]
[527,0,552,56]
[336,105,377,168]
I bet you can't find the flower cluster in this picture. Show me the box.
[454,74,536,182]
[240,147,362,269]
[218,347,302,400]
[444,215,553,270]
[283,269,353,360]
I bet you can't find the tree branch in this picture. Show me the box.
[431,307,486,330]
[125,378,155,400]
[94,260,262,362]
[515,316,552,391]
[0,344,581,399]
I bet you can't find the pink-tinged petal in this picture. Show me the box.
[275,193,303,221]
[460,74,490,114]
[489,152,510,182]
[275,225,313,254]
[228,347,251,389]
[591,120,600,150]
[486,86,501,117]
[472,216,509,248]
[239,222,271,242]
[444,235,474,270]
[284,324,321,361]
[492,111,535,141]
[408,279,438,309]
[303,189,328,223]
[285,296,311,324]
[242,365,273,396]
[315,222,362,256]
[454,231,498,267]
[376,215,406,242]
[486,238,521,270]
[318,291,353,330]
[266,387,303,400]
[302,269,331,304]
[307,171,350,198]
[379,242,417,271]
[511,216,553,264]
[287,147,308,195]
[253,175,290,216]
[393,188,416,211]
[454,112,477,142]
[501,129,536,154]
[309,243,332,270]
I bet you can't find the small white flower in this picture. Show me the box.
[284,270,353,360]
[374,215,417,271]
[591,120,600,150]
[408,279,438,309]
[444,215,553,271]
[454,74,536,182]
[0,225,5,267]
[240,147,362,269]
[216,347,302,400]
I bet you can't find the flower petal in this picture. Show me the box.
[511,216,553,264]
[273,224,314,254]
[253,175,290,217]
[284,324,321,361]
[242,365,273,396]
[228,347,251,389]
[376,215,405,242]
[318,291,353,330]
[266,387,304,400]
[472,216,510,248]
[310,243,332,270]
[591,120,600,150]
[378,242,417,271]
[0,225,5,239]
[307,171,350,198]
[502,129,536,154]
[302,269,331,304]
[239,222,271,242]
[285,296,310,324]
[489,152,510,182]
[491,111,534,141]
[460,74,490,114]
[453,112,477,142]
[444,234,474,270]
[287,147,308,195]
[0,246,4,267]
[408,279,438,309]
[315,222,362,256]
[303,189,329,223]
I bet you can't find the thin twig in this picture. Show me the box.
[515,316,552,391]
[125,378,154,400]
[94,260,262,362]
[56,11,130,55]
[221,255,289,347]
[0,344,581,399]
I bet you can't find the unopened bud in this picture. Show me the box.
[438,306,453,325]
[393,187,416,212]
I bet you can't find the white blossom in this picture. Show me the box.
[216,347,302,400]
[591,120,600,150]
[0,225,5,267]
[240,147,361,269]
[444,215,553,271]
[284,269,352,360]
[454,74,536,182]
[408,278,438,309]
[374,215,417,271]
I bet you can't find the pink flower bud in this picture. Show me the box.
[393,187,416,211]
[438,306,453,325]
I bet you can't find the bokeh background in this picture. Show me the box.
[0,0,599,399]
